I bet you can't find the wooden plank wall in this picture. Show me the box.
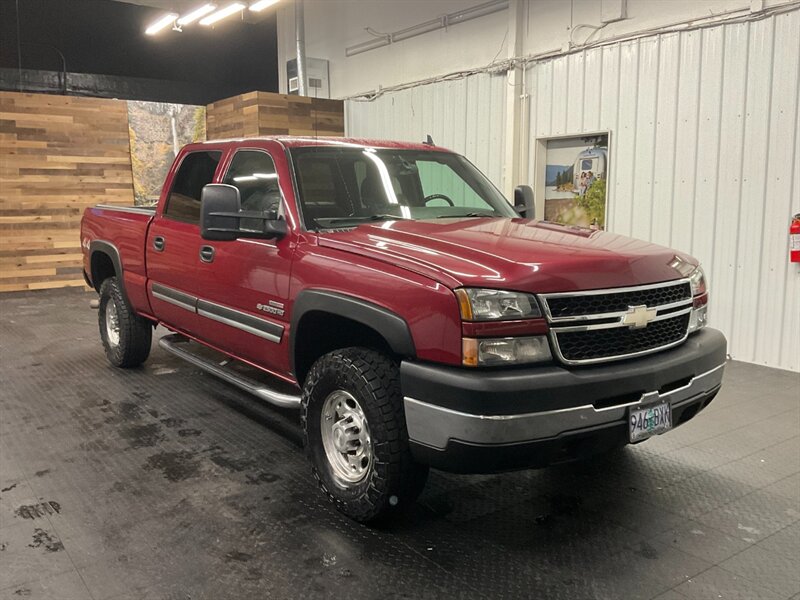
[206,91,344,139]
[0,91,134,292]
[205,91,261,139]
[0,90,340,294]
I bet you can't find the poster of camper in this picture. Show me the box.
[543,134,608,229]
[127,101,207,206]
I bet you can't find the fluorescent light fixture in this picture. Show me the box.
[200,2,245,26]
[392,18,443,43]
[249,0,279,12]
[346,36,390,57]
[177,4,217,26]
[145,12,178,35]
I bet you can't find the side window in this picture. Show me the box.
[416,160,486,209]
[294,155,354,222]
[164,151,222,223]
[223,150,283,215]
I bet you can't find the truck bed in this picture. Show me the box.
[81,204,155,317]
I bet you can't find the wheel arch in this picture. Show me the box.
[290,290,416,385]
[89,241,129,304]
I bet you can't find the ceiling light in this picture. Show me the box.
[177,4,217,26]
[249,0,279,11]
[145,13,178,35]
[200,2,245,26]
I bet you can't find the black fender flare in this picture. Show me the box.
[290,289,416,375]
[89,240,129,305]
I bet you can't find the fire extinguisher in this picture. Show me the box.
[791,213,800,263]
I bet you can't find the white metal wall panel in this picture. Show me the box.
[525,11,800,371]
[345,72,508,190]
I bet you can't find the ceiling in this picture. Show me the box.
[0,0,280,103]
[109,0,277,21]
[111,0,211,10]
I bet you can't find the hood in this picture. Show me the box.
[317,218,697,293]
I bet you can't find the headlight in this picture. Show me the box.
[455,288,542,321]
[462,336,552,367]
[689,266,707,296]
[688,266,708,334]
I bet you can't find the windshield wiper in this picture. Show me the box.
[436,212,495,218]
[318,213,410,225]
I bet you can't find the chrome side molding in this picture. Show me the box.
[95,204,157,216]
[150,284,283,343]
[158,334,300,409]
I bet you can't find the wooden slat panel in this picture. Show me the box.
[0,91,134,293]
[205,91,344,140]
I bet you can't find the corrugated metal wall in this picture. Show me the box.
[345,72,509,190]
[345,10,800,371]
[525,10,800,371]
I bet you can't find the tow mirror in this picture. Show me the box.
[514,185,535,217]
[200,184,288,241]
[201,184,241,241]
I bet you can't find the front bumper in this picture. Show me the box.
[401,328,727,473]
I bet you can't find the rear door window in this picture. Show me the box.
[164,151,222,223]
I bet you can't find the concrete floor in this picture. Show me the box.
[0,288,798,600]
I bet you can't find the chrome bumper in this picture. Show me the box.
[404,363,725,450]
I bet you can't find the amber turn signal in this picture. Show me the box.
[454,289,473,321]
[462,337,479,367]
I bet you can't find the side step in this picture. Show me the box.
[158,334,301,409]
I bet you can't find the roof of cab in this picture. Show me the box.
[194,136,452,153]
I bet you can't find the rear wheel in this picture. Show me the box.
[301,347,428,523]
[98,277,152,368]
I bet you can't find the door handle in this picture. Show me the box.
[199,245,215,263]
[153,236,165,252]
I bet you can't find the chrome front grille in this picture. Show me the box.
[545,282,691,319]
[539,280,693,365]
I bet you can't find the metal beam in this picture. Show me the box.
[295,0,307,96]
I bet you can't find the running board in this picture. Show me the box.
[158,334,301,409]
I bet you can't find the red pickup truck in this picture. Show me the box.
[81,137,726,522]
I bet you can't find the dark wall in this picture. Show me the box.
[0,0,278,104]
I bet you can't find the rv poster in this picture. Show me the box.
[543,134,608,229]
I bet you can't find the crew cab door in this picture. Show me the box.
[146,149,223,336]
[194,148,295,378]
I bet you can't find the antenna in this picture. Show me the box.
[423,134,435,146]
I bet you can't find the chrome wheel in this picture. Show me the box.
[105,300,120,348]
[320,390,372,485]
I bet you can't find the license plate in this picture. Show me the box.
[629,401,672,442]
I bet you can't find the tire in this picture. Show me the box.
[98,276,152,368]
[301,347,429,523]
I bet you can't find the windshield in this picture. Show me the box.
[289,147,517,229]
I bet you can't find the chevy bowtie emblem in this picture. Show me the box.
[621,305,657,329]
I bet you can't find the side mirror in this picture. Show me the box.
[514,184,535,217]
[200,183,288,241]
[201,184,241,241]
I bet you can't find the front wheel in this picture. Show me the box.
[98,277,152,368]
[301,348,429,523]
